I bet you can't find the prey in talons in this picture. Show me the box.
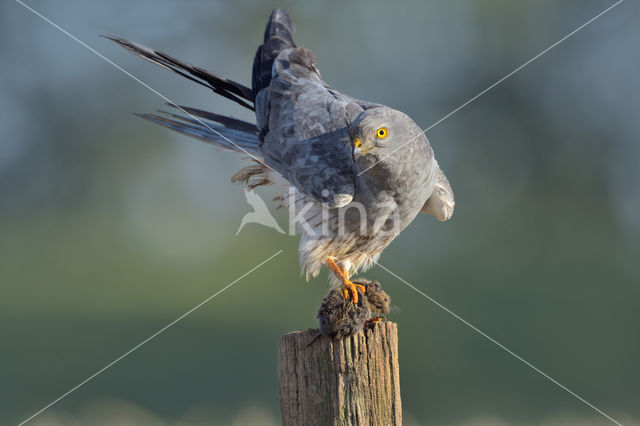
[326,257,365,304]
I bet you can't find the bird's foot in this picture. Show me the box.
[342,280,366,304]
[365,316,384,326]
[326,257,365,304]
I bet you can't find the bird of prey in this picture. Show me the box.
[106,9,454,303]
[236,188,285,235]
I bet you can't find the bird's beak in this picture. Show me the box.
[352,137,364,158]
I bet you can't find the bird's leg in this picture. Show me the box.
[326,257,365,304]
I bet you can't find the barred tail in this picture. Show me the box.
[104,35,255,111]
[104,35,261,155]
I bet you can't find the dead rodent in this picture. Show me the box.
[308,279,390,346]
[360,279,390,316]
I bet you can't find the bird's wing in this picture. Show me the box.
[104,35,255,111]
[265,127,357,207]
[249,10,382,207]
[421,166,455,221]
[257,47,376,207]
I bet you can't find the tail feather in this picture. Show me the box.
[104,35,255,110]
[168,104,258,134]
[251,9,297,95]
[135,111,261,156]
[104,11,298,156]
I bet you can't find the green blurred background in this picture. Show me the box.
[2,0,638,424]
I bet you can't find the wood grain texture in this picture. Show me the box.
[278,322,401,425]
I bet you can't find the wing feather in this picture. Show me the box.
[258,47,373,206]
[421,166,455,221]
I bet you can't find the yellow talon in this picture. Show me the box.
[365,316,383,326]
[326,257,365,304]
[343,280,366,304]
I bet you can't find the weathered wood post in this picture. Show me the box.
[278,322,402,425]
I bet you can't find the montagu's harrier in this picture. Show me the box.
[107,9,454,303]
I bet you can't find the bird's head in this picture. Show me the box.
[348,107,427,171]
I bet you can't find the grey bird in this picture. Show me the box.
[106,9,454,302]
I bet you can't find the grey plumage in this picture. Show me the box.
[252,8,296,96]
[107,9,454,284]
[421,168,455,221]
[102,35,254,109]
[135,108,261,155]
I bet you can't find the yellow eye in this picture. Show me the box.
[376,127,389,139]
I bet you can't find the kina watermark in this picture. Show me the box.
[236,187,402,238]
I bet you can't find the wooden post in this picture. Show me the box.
[278,322,402,425]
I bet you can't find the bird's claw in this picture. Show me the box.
[342,280,366,304]
[326,257,364,304]
[365,315,384,326]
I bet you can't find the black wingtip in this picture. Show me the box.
[265,8,295,42]
[101,34,125,44]
[104,34,255,109]
[164,103,259,133]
